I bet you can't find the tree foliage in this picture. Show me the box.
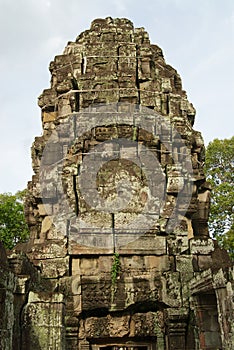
[204,136,234,257]
[0,190,29,250]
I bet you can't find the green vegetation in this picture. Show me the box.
[0,190,29,249]
[205,136,234,258]
[111,252,121,285]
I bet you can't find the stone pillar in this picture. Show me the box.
[165,309,188,350]
[21,292,65,350]
[193,293,222,349]
[192,182,211,237]
[0,243,16,350]
[213,268,234,349]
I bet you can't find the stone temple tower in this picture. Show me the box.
[1,17,234,350]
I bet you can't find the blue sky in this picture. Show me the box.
[0,0,233,193]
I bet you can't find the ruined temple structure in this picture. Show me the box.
[1,17,234,350]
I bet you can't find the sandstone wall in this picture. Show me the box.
[0,17,233,350]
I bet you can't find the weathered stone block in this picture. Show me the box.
[118,234,167,255]
[21,292,65,350]
[176,256,194,275]
[81,276,111,310]
[144,255,170,272]
[42,111,58,123]
[161,272,182,307]
[41,216,53,234]
[167,236,189,255]
[41,256,69,278]
[130,312,158,337]
[197,255,213,271]
[190,238,215,255]
[29,240,68,259]
[85,315,130,338]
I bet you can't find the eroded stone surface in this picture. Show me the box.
[0,17,233,350]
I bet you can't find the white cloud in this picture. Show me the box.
[44,36,66,56]
[113,0,127,14]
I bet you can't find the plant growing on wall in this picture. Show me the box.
[110,252,121,306]
[111,252,121,285]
